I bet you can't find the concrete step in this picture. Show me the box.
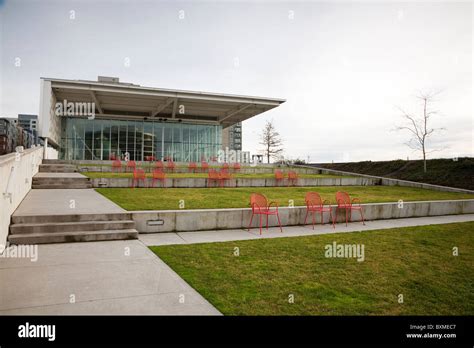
[39,164,77,173]
[32,184,93,189]
[32,176,91,188]
[42,160,72,165]
[32,181,91,185]
[10,220,136,234]
[8,229,139,244]
[32,179,91,184]
[33,177,89,182]
[39,164,77,168]
[12,213,133,224]
[39,169,78,173]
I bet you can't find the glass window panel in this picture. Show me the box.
[119,123,127,160]
[102,121,111,160]
[127,122,136,160]
[93,120,102,160]
[84,120,94,160]
[154,123,163,160]
[143,121,154,160]
[110,123,119,160]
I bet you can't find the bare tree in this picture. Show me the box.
[396,91,445,173]
[259,119,284,163]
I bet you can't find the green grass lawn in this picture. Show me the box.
[95,186,474,211]
[150,222,474,315]
[84,172,347,179]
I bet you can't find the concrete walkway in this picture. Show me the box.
[13,189,124,216]
[0,239,220,315]
[139,214,474,246]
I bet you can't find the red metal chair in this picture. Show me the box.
[112,160,122,173]
[126,161,136,172]
[145,155,156,161]
[247,193,283,234]
[304,192,334,230]
[151,169,166,188]
[233,162,241,172]
[188,162,197,173]
[207,169,220,187]
[131,169,146,188]
[155,161,164,171]
[288,171,298,186]
[218,169,232,187]
[275,170,285,186]
[333,191,365,227]
[201,161,209,173]
[166,160,176,173]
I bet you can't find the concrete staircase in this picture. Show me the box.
[8,159,139,245]
[8,213,138,244]
[33,160,92,189]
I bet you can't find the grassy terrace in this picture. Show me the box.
[150,222,474,315]
[95,186,474,211]
[319,157,474,190]
[84,172,349,179]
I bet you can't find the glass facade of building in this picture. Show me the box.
[60,117,222,162]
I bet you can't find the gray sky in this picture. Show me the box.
[0,0,472,162]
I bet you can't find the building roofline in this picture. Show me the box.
[40,77,286,105]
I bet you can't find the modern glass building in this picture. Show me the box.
[62,118,221,162]
[39,76,285,161]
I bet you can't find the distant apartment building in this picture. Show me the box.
[18,114,38,133]
[0,117,38,155]
[222,122,242,151]
[6,117,17,126]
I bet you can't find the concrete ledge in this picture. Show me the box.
[131,199,474,233]
[91,177,377,188]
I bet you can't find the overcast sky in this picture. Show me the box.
[0,0,472,162]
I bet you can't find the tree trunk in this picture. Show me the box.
[422,98,427,173]
[423,148,427,173]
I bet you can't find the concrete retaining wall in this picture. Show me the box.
[0,147,43,251]
[91,176,378,188]
[79,165,319,174]
[131,199,474,233]
[304,165,473,194]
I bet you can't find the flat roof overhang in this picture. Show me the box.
[43,78,285,128]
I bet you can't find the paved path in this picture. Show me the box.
[13,189,124,216]
[139,214,474,246]
[0,239,220,315]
